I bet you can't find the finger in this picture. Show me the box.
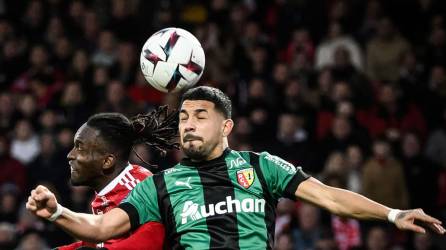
[413,212,442,225]
[35,192,51,202]
[430,223,446,234]
[418,220,445,234]
[415,208,425,214]
[27,196,36,205]
[26,197,37,211]
[35,186,45,194]
[35,185,48,194]
[31,189,37,198]
[25,202,34,211]
[405,223,426,234]
[25,201,32,210]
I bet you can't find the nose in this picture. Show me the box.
[183,118,196,133]
[185,126,195,133]
[67,148,75,161]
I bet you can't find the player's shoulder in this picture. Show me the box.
[256,151,289,163]
[129,164,153,180]
[158,163,192,176]
[225,149,267,165]
[227,149,260,158]
[229,149,281,161]
[233,149,268,159]
[236,150,292,166]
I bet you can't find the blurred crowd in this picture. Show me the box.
[0,0,446,249]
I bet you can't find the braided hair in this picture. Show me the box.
[86,105,179,166]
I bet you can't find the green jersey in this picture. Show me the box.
[119,149,310,249]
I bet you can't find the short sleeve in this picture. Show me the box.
[119,177,161,230]
[258,152,310,200]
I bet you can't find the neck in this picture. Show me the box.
[207,138,230,161]
[94,161,128,192]
[206,145,228,161]
[191,139,229,162]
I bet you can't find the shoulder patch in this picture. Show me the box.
[264,154,297,174]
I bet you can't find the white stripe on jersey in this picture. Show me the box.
[119,174,133,190]
[98,164,133,196]
[126,172,140,189]
[118,172,141,191]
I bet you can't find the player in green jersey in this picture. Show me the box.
[27,86,445,249]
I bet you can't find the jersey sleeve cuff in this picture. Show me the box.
[118,202,140,231]
[283,169,311,200]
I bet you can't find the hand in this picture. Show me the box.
[394,209,445,234]
[26,185,59,220]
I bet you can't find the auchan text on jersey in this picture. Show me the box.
[181,196,266,224]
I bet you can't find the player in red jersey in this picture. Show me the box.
[56,106,178,250]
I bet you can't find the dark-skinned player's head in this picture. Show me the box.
[67,106,179,187]
[179,86,234,161]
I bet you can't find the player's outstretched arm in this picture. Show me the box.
[26,185,131,243]
[296,177,445,234]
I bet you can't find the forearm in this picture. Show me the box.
[54,206,112,243]
[297,178,391,221]
[27,185,131,242]
[325,186,390,220]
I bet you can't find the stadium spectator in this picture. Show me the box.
[366,17,410,83]
[292,203,324,250]
[0,184,21,224]
[344,145,364,193]
[365,226,390,250]
[27,133,70,199]
[315,21,364,71]
[362,138,409,209]
[10,120,40,165]
[272,112,310,167]
[0,134,26,193]
[400,132,439,214]
[358,84,427,140]
[0,222,16,249]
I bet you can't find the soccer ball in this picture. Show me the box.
[140,27,205,93]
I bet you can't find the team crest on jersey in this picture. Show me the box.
[236,168,255,188]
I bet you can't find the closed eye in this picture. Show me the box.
[74,141,84,151]
[179,111,188,121]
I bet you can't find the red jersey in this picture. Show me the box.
[92,164,150,215]
[58,164,165,250]
[331,215,361,250]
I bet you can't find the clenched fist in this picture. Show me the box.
[26,185,60,220]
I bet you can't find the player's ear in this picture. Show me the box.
[222,119,234,137]
[103,154,116,171]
